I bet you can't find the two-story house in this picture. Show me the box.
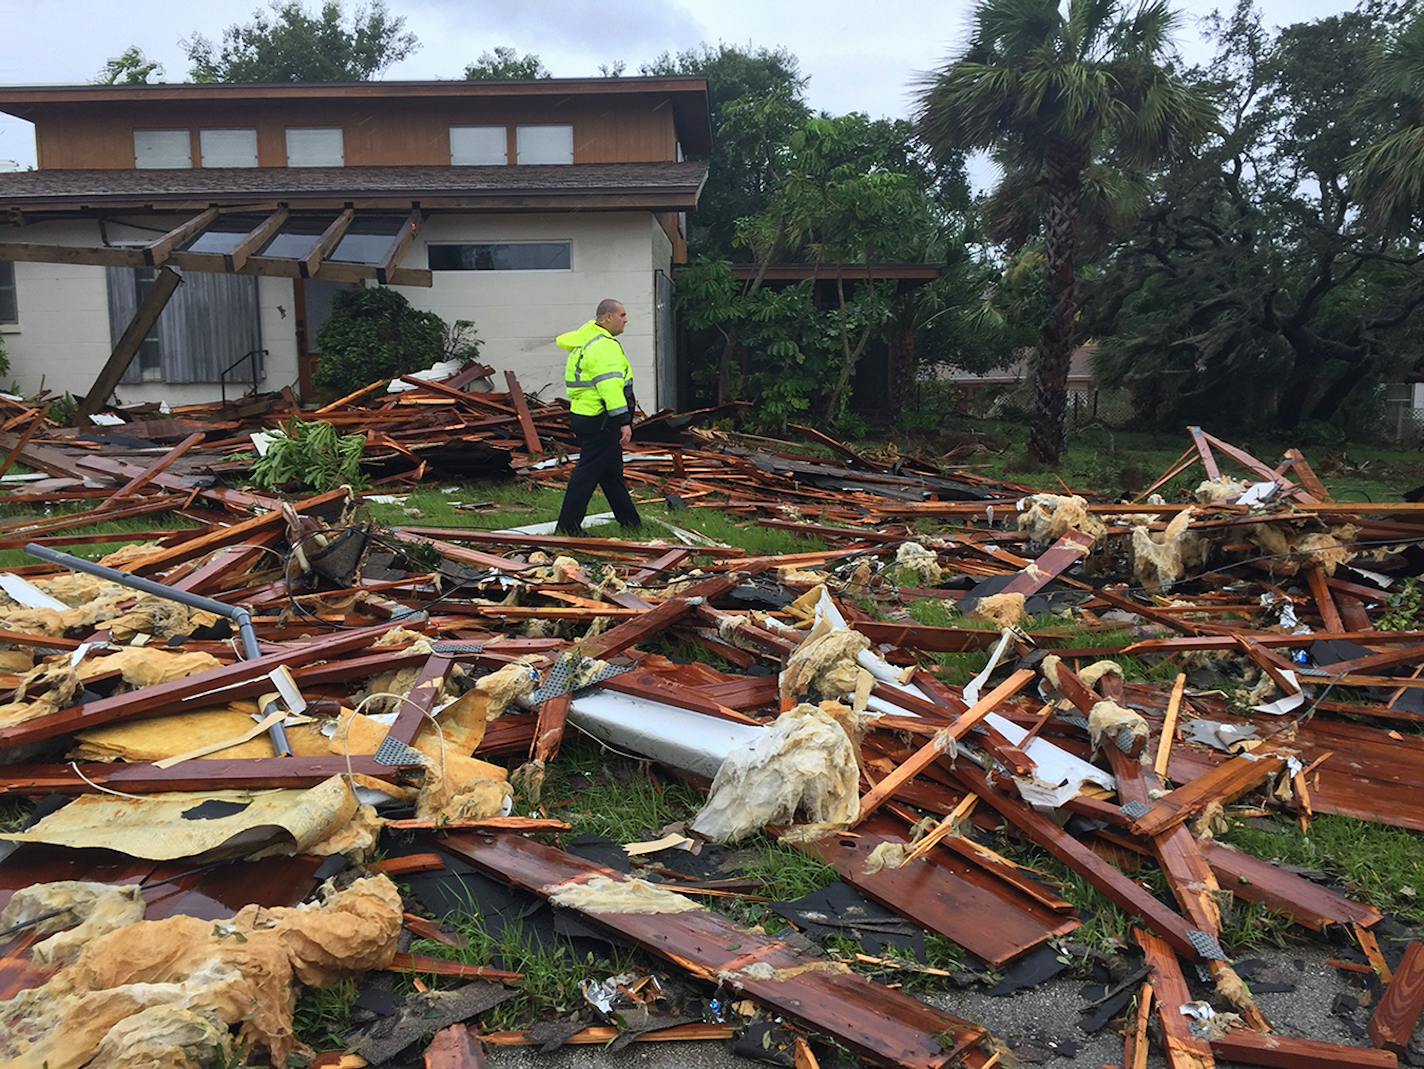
[0,78,710,408]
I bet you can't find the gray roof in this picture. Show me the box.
[0,162,709,210]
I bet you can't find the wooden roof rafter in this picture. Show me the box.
[0,203,434,287]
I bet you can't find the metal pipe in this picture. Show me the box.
[23,543,293,755]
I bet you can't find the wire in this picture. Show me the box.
[279,526,498,631]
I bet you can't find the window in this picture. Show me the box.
[429,242,572,272]
[450,126,507,166]
[516,125,573,165]
[131,267,166,381]
[106,267,261,384]
[200,129,258,168]
[286,128,344,167]
[133,130,192,169]
[0,261,16,325]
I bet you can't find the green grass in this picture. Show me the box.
[292,978,359,1052]
[359,481,828,558]
[407,914,633,1032]
[1221,814,1424,924]
[0,511,200,569]
[531,737,704,844]
[917,419,1423,504]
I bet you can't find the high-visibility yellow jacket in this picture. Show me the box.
[559,320,634,424]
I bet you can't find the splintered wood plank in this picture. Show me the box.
[1369,942,1424,1055]
[999,530,1095,596]
[954,764,1203,959]
[531,693,571,765]
[504,369,542,454]
[100,431,205,506]
[0,625,389,748]
[387,952,523,983]
[1155,673,1187,779]
[1210,1030,1397,1068]
[793,812,1079,968]
[854,669,1035,826]
[1134,928,1215,1069]
[1132,750,1285,838]
[425,1025,486,1068]
[1200,841,1381,931]
[432,833,994,1068]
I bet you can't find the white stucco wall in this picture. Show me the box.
[1,210,664,407]
[392,212,659,406]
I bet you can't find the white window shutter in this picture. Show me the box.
[516,125,573,165]
[134,130,192,169]
[286,128,345,167]
[450,126,507,165]
[200,129,259,168]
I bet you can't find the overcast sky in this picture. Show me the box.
[0,0,1358,176]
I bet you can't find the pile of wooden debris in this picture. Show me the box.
[0,365,1420,1068]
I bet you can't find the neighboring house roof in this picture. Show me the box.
[0,77,714,155]
[0,161,709,211]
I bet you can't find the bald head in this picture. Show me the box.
[595,299,628,337]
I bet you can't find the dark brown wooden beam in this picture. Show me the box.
[74,265,182,423]
[376,208,423,285]
[144,206,219,266]
[302,206,355,278]
[227,206,289,272]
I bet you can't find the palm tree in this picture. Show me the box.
[917,0,1216,464]
[1350,13,1424,235]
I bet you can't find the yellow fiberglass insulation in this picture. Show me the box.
[1294,527,1358,575]
[691,703,860,843]
[0,881,145,967]
[1194,478,1249,505]
[474,661,539,720]
[1087,699,1149,752]
[1131,508,1207,590]
[894,542,943,583]
[0,874,402,1069]
[547,875,701,915]
[1017,494,1106,544]
[779,615,873,711]
[89,1005,232,1069]
[971,592,1027,629]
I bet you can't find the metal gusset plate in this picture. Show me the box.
[528,652,633,704]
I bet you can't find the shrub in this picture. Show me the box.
[313,286,479,392]
[250,418,366,492]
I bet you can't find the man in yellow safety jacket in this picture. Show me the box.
[554,298,641,535]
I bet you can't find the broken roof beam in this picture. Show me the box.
[953,762,1205,960]
[376,207,424,285]
[0,623,390,747]
[853,668,1035,826]
[75,265,183,423]
[504,370,542,454]
[142,206,220,266]
[1210,1030,1397,1068]
[429,832,996,1068]
[1369,941,1424,1056]
[1134,927,1217,1068]
[1131,749,1287,839]
[302,206,355,278]
[0,754,416,796]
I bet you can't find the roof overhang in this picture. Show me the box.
[0,162,710,215]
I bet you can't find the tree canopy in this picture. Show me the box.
[185,0,417,83]
[97,47,163,85]
[464,46,550,81]
[917,0,1216,463]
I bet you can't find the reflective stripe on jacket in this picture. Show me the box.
[558,320,633,422]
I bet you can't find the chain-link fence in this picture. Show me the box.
[1381,399,1424,445]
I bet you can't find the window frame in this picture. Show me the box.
[285,127,345,167]
[449,125,509,166]
[199,128,259,168]
[0,261,18,327]
[515,124,574,166]
[133,129,193,170]
[427,240,574,273]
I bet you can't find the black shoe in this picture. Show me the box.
[554,525,589,538]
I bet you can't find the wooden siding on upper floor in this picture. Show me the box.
[35,96,679,170]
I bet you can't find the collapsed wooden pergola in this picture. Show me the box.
[0,203,428,420]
